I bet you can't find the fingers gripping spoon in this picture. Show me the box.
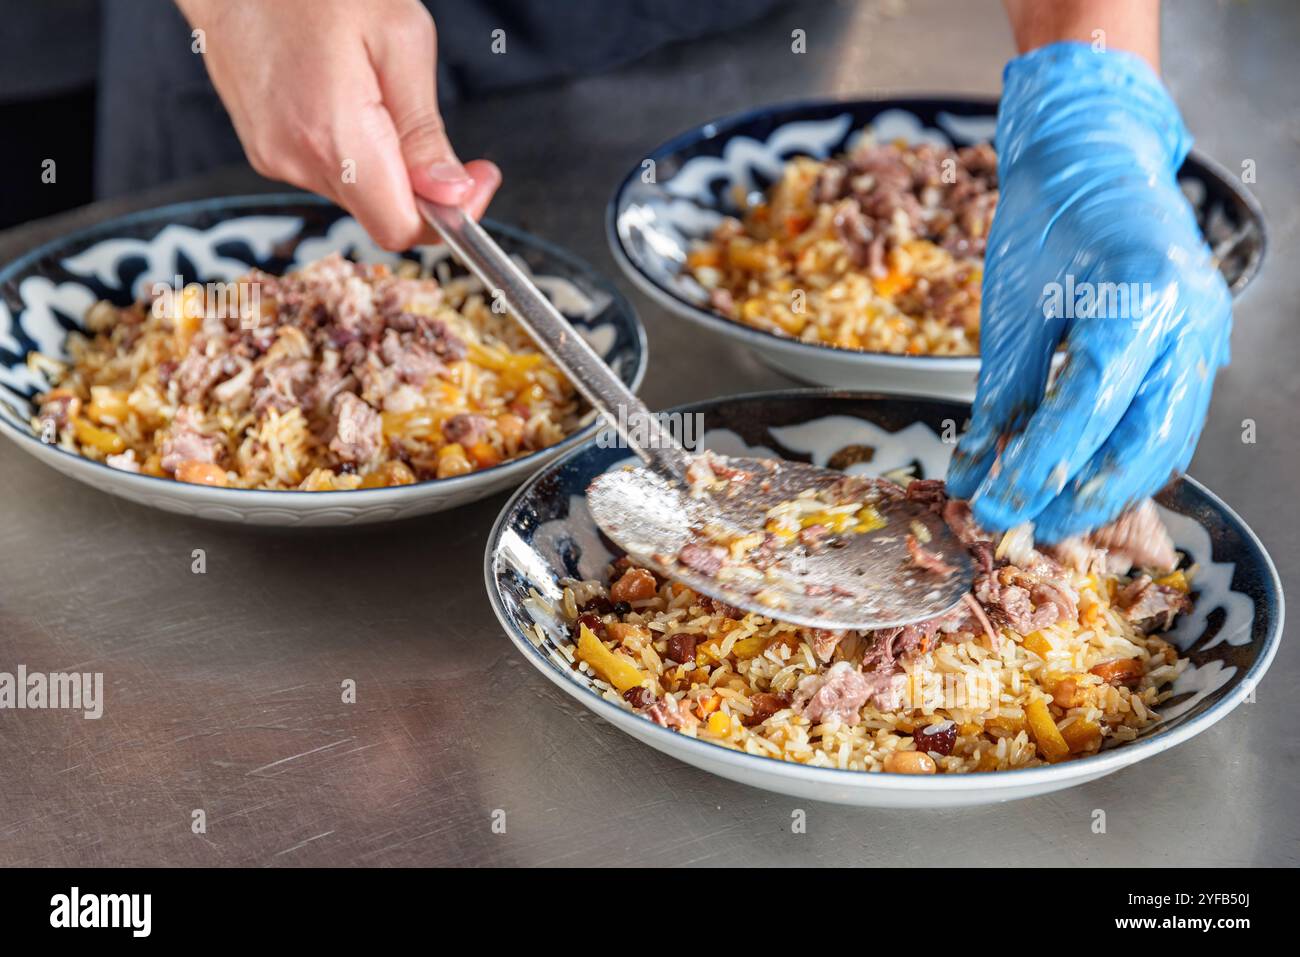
[418,199,972,630]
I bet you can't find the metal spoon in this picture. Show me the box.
[417,199,973,630]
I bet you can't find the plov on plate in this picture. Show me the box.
[0,195,646,525]
[486,390,1282,807]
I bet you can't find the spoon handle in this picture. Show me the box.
[417,199,689,479]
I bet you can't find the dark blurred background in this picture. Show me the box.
[0,0,785,229]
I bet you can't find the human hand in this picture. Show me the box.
[946,42,1232,542]
[177,0,500,250]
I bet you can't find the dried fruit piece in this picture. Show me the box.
[1061,719,1103,753]
[575,613,605,640]
[665,632,700,664]
[610,567,657,603]
[743,692,790,727]
[1025,698,1070,761]
[912,719,957,756]
[1089,658,1143,688]
[576,623,643,693]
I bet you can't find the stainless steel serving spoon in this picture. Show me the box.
[418,199,973,630]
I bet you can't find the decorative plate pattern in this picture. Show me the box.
[606,97,1267,398]
[0,195,647,525]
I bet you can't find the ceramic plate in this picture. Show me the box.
[607,96,1266,400]
[0,195,646,526]
[485,390,1282,807]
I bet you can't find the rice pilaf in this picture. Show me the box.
[31,253,582,490]
[550,478,1193,774]
[687,136,997,355]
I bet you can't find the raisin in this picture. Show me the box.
[581,595,614,615]
[575,613,605,638]
[613,601,633,616]
[912,719,957,756]
[665,633,700,664]
[623,687,654,710]
[743,692,790,727]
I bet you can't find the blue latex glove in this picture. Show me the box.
[946,42,1232,543]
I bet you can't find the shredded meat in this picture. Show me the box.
[327,392,382,465]
[1071,500,1179,575]
[441,412,492,447]
[809,628,846,663]
[623,687,695,730]
[1117,575,1192,630]
[792,661,877,726]
[815,140,998,274]
[159,408,223,474]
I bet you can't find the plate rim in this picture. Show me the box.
[0,193,649,503]
[484,386,1285,791]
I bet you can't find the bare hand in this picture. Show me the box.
[178,0,500,249]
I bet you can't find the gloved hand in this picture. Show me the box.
[946,42,1232,543]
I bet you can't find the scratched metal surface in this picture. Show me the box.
[1,0,1295,867]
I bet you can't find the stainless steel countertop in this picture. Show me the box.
[2,0,1295,867]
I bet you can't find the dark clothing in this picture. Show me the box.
[86,0,781,198]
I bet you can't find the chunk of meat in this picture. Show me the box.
[441,412,492,446]
[252,356,313,415]
[961,593,999,647]
[809,628,846,663]
[380,329,446,386]
[1053,499,1178,576]
[942,498,990,546]
[904,478,948,511]
[210,362,254,409]
[159,408,222,474]
[174,350,231,404]
[327,392,382,465]
[1029,579,1078,627]
[792,661,875,726]
[1117,575,1192,630]
[1082,500,1179,574]
[623,687,695,729]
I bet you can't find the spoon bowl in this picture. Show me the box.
[587,454,973,630]
[419,198,970,630]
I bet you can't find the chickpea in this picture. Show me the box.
[883,750,937,775]
[1052,678,1088,709]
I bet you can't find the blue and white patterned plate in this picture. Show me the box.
[607,96,1267,400]
[485,390,1283,807]
[0,195,646,526]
